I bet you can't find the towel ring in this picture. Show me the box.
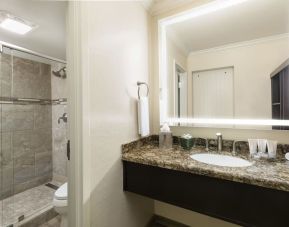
[137,81,149,99]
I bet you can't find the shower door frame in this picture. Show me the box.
[0,41,66,64]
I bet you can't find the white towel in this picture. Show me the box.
[138,97,150,137]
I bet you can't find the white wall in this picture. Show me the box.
[85,2,153,227]
[187,36,289,121]
[67,1,154,227]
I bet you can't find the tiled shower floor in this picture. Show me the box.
[0,181,62,227]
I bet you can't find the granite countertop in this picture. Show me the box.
[122,136,289,192]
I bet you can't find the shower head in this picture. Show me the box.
[52,67,66,78]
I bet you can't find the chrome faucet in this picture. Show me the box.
[205,138,209,151]
[232,140,242,155]
[216,133,222,151]
[58,113,68,124]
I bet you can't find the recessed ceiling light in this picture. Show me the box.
[0,18,33,34]
[0,11,36,35]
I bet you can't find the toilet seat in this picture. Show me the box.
[53,182,68,227]
[53,198,67,207]
[55,183,67,200]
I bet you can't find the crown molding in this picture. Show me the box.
[188,33,289,56]
[141,0,154,12]
[149,0,200,16]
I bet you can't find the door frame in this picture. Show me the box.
[173,60,187,118]
[67,2,91,227]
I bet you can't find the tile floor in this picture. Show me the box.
[0,181,62,227]
[39,215,61,227]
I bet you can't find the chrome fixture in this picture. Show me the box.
[232,140,243,155]
[53,67,66,78]
[216,133,222,151]
[58,113,68,124]
[137,81,149,99]
[205,138,209,151]
[0,96,67,105]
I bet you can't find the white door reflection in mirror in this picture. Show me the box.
[192,67,233,125]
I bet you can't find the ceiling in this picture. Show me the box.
[167,0,289,53]
[0,0,66,60]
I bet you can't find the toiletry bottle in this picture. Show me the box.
[159,123,173,149]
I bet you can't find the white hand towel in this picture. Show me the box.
[138,97,150,137]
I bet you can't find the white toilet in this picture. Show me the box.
[53,182,68,227]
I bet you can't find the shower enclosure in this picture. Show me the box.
[0,43,68,227]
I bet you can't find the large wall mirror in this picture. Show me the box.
[159,0,289,130]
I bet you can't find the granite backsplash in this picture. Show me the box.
[122,135,289,160]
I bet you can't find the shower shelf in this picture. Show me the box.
[0,97,67,105]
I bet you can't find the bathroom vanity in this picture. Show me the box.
[122,136,289,227]
[132,1,289,226]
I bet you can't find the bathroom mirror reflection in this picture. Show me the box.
[160,0,289,130]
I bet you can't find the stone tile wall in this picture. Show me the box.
[0,52,12,97]
[51,62,68,180]
[0,54,53,199]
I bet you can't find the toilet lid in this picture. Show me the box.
[55,183,67,200]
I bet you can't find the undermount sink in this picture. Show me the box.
[190,153,252,167]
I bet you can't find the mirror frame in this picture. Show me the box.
[158,0,289,128]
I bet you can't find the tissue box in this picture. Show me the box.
[180,137,193,150]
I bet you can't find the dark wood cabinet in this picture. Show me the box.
[271,60,289,130]
[123,161,289,227]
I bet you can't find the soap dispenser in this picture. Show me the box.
[159,123,173,149]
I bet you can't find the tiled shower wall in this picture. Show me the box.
[51,62,68,180]
[0,53,53,199]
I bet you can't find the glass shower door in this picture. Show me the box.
[0,46,15,227]
[0,44,66,226]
